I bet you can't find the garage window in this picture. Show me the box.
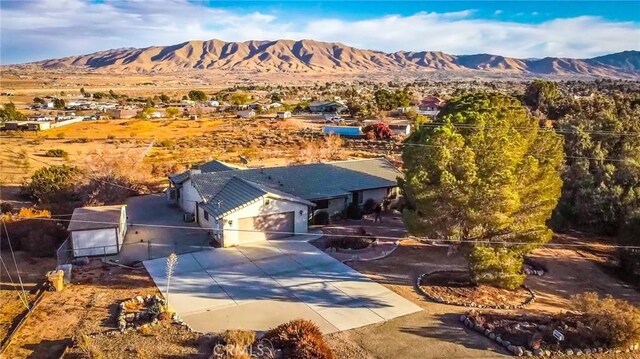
[204,211,209,221]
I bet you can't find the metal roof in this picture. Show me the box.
[200,160,234,173]
[169,160,236,184]
[199,177,266,219]
[190,158,401,203]
[68,205,125,232]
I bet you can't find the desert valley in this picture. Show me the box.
[1,2,640,359]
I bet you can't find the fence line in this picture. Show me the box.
[56,238,214,265]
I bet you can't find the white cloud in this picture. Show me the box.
[1,0,638,64]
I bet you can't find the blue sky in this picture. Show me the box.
[1,0,639,64]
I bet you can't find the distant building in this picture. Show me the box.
[237,109,256,119]
[389,123,412,136]
[108,109,139,119]
[276,111,291,119]
[417,96,445,116]
[209,100,220,107]
[309,101,348,113]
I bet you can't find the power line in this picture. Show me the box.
[11,215,640,250]
[414,122,640,137]
[397,142,632,162]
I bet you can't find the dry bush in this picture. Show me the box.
[264,319,333,359]
[570,292,640,347]
[76,334,104,359]
[2,208,68,257]
[222,329,256,348]
[291,135,345,164]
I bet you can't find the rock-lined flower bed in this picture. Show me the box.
[417,271,535,309]
[116,295,188,332]
[459,311,640,357]
[523,258,547,276]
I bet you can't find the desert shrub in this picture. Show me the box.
[2,208,68,256]
[362,123,392,140]
[313,211,329,225]
[345,202,363,220]
[155,139,175,148]
[468,245,525,290]
[570,292,640,347]
[326,236,371,250]
[362,199,377,214]
[76,334,104,359]
[21,164,81,203]
[222,330,256,348]
[44,148,68,158]
[264,319,333,359]
[0,202,13,214]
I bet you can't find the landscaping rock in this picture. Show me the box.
[135,295,144,304]
[502,340,511,347]
[565,349,574,355]
[514,346,525,356]
[524,350,533,357]
[574,348,583,355]
[459,315,466,323]
[583,348,591,355]
[533,349,543,357]
[488,333,496,340]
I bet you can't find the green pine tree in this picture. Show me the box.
[402,92,564,289]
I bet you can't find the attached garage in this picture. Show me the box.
[238,211,295,243]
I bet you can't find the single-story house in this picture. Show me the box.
[108,108,139,119]
[309,101,348,114]
[276,111,291,119]
[417,95,445,116]
[67,205,127,257]
[237,109,256,118]
[167,158,401,247]
[389,123,412,136]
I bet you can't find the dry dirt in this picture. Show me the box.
[327,238,640,359]
[2,259,160,359]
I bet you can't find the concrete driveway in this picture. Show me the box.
[143,238,421,334]
[115,194,211,263]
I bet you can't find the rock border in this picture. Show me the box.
[416,270,536,309]
[459,313,640,357]
[115,295,194,333]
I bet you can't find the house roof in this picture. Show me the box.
[195,176,314,219]
[169,160,236,184]
[200,160,235,173]
[190,158,401,203]
[68,205,125,232]
[199,177,267,219]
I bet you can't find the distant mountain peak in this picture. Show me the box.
[8,39,640,78]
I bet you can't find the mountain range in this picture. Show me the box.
[10,39,640,78]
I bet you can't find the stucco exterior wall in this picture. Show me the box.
[359,188,389,206]
[216,196,309,247]
[178,179,202,214]
[72,228,118,257]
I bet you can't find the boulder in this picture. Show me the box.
[489,333,496,340]
[503,341,512,347]
[565,349,574,355]
[533,349,543,357]
[524,350,533,357]
[574,348,583,356]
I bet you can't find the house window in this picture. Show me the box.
[353,191,364,205]
[315,199,329,209]
[204,211,209,221]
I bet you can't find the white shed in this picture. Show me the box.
[67,205,127,257]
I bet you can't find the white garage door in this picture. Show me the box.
[238,211,295,244]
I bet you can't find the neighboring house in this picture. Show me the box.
[67,205,127,257]
[209,100,220,107]
[417,96,445,116]
[309,101,348,113]
[167,158,401,247]
[276,111,291,119]
[108,109,139,119]
[237,109,256,118]
[389,123,412,136]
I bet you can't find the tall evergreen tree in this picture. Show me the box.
[402,92,564,288]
